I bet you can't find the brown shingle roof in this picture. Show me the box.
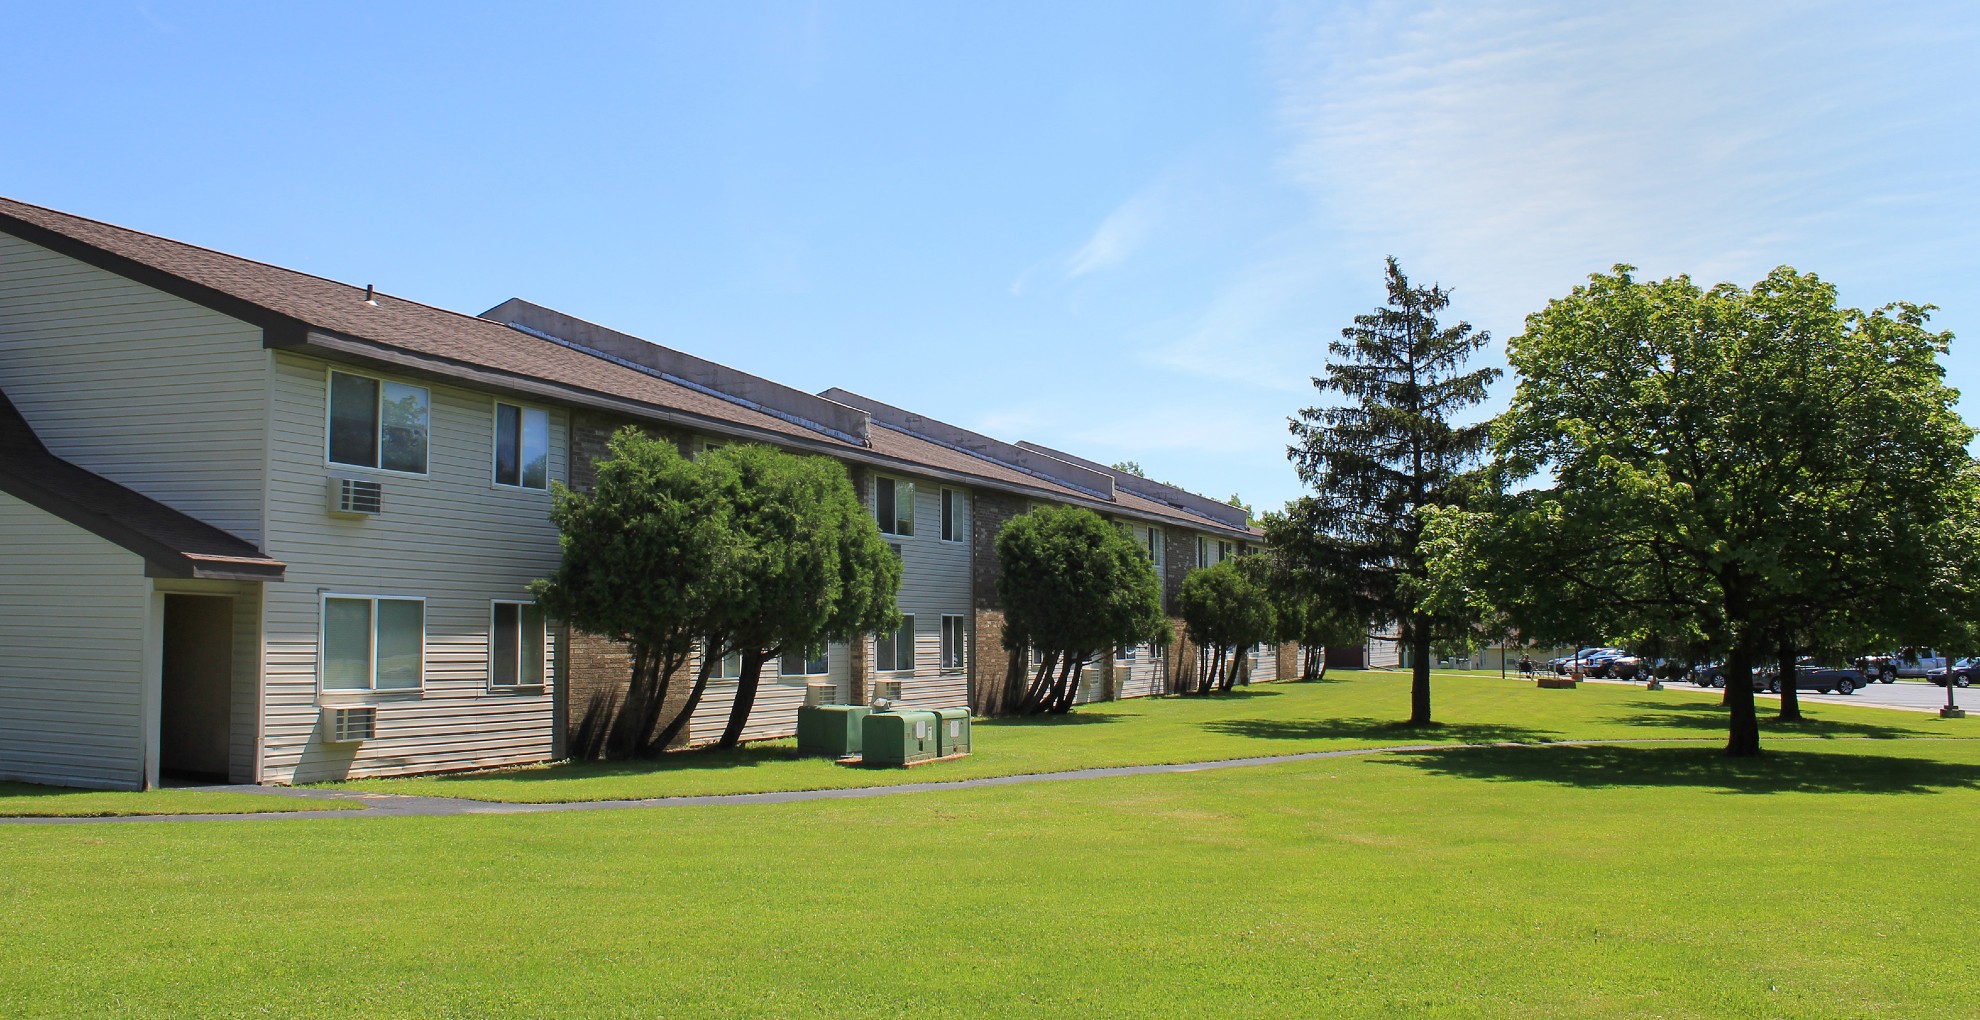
[0,196,1258,538]
[0,390,284,581]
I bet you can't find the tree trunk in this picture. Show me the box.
[1775,635,1802,722]
[1031,651,1062,713]
[1409,621,1433,726]
[652,645,722,753]
[1315,647,1329,682]
[1051,655,1085,713]
[717,648,770,749]
[1724,640,1761,757]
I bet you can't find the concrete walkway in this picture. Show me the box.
[0,735,1786,827]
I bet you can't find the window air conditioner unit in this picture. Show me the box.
[322,705,377,744]
[327,476,384,517]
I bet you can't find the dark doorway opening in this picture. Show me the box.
[161,594,233,781]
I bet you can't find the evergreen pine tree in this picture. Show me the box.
[1284,257,1499,725]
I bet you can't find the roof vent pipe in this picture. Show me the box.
[362,284,377,306]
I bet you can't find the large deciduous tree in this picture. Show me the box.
[532,427,731,759]
[1435,264,1975,755]
[1284,257,1500,725]
[996,506,1166,714]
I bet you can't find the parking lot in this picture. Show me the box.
[1577,674,1966,714]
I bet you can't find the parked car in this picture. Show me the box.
[1693,662,1728,687]
[1603,654,1645,679]
[1756,658,1866,695]
[1855,653,1900,682]
[1547,647,1617,675]
[1926,658,1975,688]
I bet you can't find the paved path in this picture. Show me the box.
[10,735,1956,827]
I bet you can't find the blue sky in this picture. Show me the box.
[4,2,1976,512]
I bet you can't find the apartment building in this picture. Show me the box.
[0,196,1269,790]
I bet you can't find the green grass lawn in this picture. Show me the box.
[0,782,356,817]
[328,669,1971,802]
[3,734,1976,1018]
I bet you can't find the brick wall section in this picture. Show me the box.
[562,411,695,758]
[1160,529,1202,693]
[969,489,1028,714]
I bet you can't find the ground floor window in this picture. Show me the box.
[322,595,424,691]
[876,617,915,672]
[490,601,547,688]
[940,615,966,671]
[781,644,829,678]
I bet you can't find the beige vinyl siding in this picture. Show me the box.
[1250,642,1279,683]
[879,479,971,712]
[0,233,269,544]
[260,353,566,784]
[1117,643,1164,700]
[0,491,151,789]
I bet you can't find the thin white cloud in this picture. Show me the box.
[1065,182,1169,279]
[1268,0,1979,331]
[1137,243,1330,392]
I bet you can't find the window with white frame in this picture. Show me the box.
[715,648,744,680]
[494,403,550,489]
[1196,535,1210,568]
[940,488,963,542]
[490,601,547,687]
[780,643,829,678]
[328,370,429,474]
[875,476,914,536]
[1114,642,1134,662]
[1220,540,1237,561]
[876,616,915,672]
[1145,526,1165,570]
[322,595,424,691]
[940,615,966,671]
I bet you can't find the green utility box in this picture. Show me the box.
[861,710,940,766]
[931,707,971,758]
[797,704,870,758]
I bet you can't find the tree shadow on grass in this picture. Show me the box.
[1376,743,1980,795]
[975,712,1124,730]
[1203,717,1559,745]
[395,743,824,787]
[1606,699,1932,740]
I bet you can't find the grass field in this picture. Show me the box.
[3,736,1977,1017]
[0,781,356,818]
[327,669,1970,802]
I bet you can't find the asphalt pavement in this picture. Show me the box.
[1580,674,1967,714]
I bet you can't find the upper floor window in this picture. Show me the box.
[494,403,550,490]
[940,488,963,542]
[875,476,914,536]
[329,370,429,474]
[1197,536,1210,568]
[322,594,424,691]
[1145,527,1166,570]
[1219,540,1237,562]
